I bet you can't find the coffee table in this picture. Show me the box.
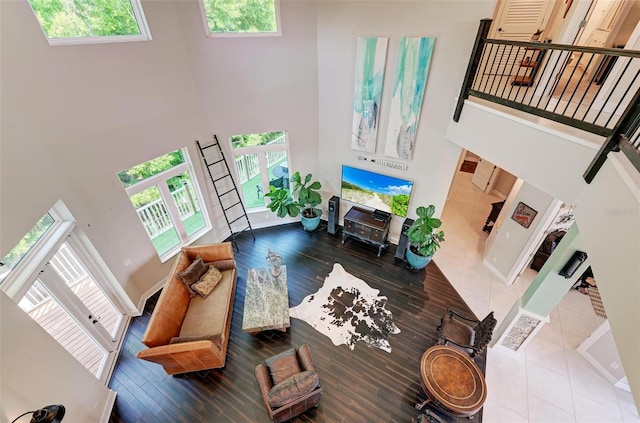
[242,266,290,336]
[416,345,487,418]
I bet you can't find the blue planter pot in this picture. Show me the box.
[406,247,433,270]
[300,213,321,231]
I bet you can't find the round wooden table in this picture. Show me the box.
[417,345,487,418]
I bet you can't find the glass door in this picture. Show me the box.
[17,240,125,382]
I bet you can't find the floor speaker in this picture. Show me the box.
[395,217,415,259]
[327,196,340,234]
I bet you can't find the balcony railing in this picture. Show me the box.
[455,19,640,183]
[136,183,200,239]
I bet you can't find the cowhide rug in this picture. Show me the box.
[289,263,400,353]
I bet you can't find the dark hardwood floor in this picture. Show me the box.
[108,223,485,423]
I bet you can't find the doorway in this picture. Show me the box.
[1,202,134,384]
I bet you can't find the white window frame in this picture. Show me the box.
[123,148,212,262]
[28,0,152,46]
[198,0,282,38]
[230,132,289,210]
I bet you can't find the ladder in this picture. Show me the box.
[196,135,255,250]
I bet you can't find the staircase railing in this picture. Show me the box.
[454,19,640,183]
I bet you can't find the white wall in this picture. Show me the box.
[0,292,115,422]
[316,1,495,240]
[0,0,218,302]
[576,154,640,409]
[446,99,601,205]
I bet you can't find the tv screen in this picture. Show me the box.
[341,165,414,217]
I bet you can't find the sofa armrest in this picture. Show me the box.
[136,340,224,374]
[297,344,316,373]
[255,364,273,406]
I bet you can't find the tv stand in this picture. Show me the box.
[342,206,390,257]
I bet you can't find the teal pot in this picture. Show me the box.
[300,212,321,231]
[406,247,433,270]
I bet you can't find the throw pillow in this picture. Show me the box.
[176,255,207,297]
[267,370,320,408]
[191,266,223,298]
[265,347,301,386]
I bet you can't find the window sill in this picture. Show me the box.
[157,225,213,264]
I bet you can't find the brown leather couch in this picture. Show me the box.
[136,242,237,375]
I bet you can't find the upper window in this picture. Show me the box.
[231,131,288,210]
[28,0,151,45]
[199,0,280,37]
[118,148,210,261]
[0,213,55,284]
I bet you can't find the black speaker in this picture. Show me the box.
[327,196,340,234]
[395,217,414,259]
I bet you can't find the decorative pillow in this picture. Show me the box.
[267,370,320,408]
[191,266,223,298]
[265,347,301,386]
[176,255,207,297]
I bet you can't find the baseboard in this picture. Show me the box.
[101,389,118,423]
[137,276,168,314]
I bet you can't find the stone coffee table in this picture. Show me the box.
[242,265,290,336]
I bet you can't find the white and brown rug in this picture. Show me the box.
[290,263,400,353]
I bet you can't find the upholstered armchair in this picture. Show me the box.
[437,308,497,357]
[254,344,322,423]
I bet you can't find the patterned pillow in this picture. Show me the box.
[176,255,207,297]
[191,266,223,298]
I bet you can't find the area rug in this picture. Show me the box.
[289,263,400,353]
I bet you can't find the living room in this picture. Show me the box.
[2,0,640,422]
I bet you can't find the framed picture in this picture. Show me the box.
[511,202,537,228]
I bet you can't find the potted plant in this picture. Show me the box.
[265,171,323,231]
[405,205,445,270]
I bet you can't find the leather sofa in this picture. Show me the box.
[136,242,237,375]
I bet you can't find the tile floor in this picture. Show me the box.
[436,169,639,423]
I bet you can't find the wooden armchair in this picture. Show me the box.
[254,344,322,423]
[437,308,497,357]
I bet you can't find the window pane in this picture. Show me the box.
[231,131,285,149]
[117,149,185,188]
[19,280,107,377]
[49,242,122,338]
[166,172,205,237]
[0,213,55,283]
[130,186,180,256]
[235,153,263,209]
[202,0,277,34]
[28,0,143,39]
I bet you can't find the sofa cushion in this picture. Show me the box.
[267,370,320,408]
[176,255,208,297]
[191,266,223,298]
[265,347,301,386]
[177,269,234,349]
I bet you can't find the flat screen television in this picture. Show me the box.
[341,165,414,217]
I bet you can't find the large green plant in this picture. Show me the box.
[406,205,445,257]
[265,172,322,219]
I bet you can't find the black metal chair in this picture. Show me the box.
[436,308,496,357]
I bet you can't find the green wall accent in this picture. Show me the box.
[521,223,589,316]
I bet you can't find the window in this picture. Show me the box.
[118,148,210,260]
[0,213,54,284]
[27,0,151,45]
[231,131,288,209]
[199,0,280,37]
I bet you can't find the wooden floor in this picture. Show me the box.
[108,223,485,423]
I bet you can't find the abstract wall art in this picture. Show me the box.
[351,37,388,153]
[384,37,435,160]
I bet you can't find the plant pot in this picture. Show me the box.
[300,212,321,231]
[406,247,433,270]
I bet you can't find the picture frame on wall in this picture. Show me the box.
[511,202,537,228]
